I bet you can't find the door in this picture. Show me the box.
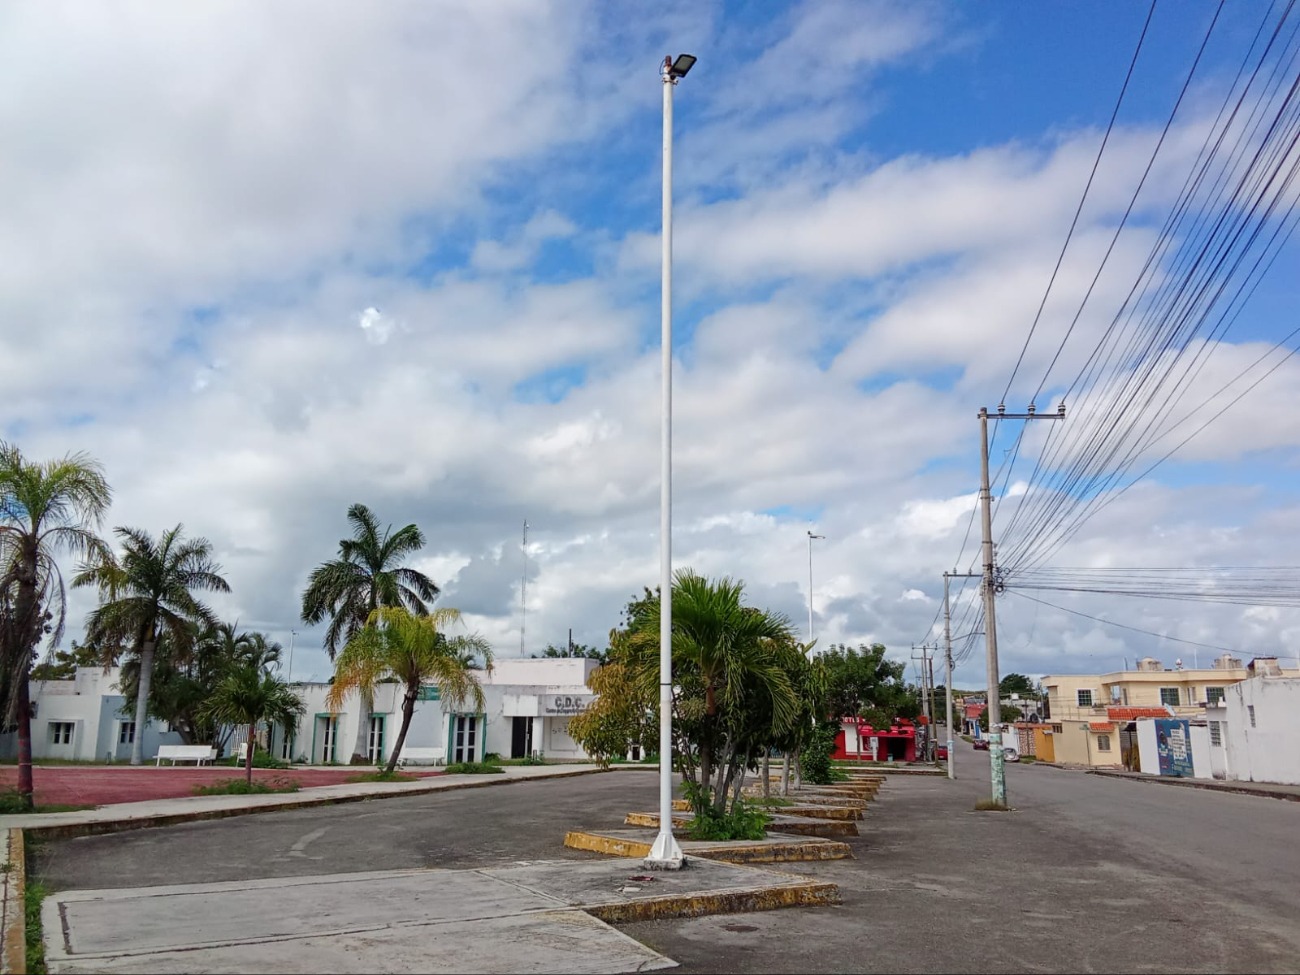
[317,716,337,764]
[453,715,478,763]
[510,716,533,759]
[367,715,385,764]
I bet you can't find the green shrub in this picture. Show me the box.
[224,748,289,770]
[687,800,770,841]
[638,752,660,765]
[0,790,94,814]
[484,752,502,762]
[801,721,841,785]
[443,761,505,775]
[348,770,417,783]
[193,777,301,796]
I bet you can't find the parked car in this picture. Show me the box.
[972,738,989,750]
[935,744,948,760]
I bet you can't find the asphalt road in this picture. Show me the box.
[32,754,1300,973]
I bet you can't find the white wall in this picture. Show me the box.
[1136,719,1160,775]
[1206,704,1230,779]
[1188,723,1211,780]
[1223,677,1300,785]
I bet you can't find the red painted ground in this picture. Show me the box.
[0,766,444,808]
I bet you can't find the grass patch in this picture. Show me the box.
[973,799,1011,812]
[443,761,505,775]
[193,777,301,796]
[686,801,771,841]
[347,770,418,783]
[25,880,48,974]
[1020,755,1037,763]
[491,754,549,766]
[748,795,794,807]
[224,750,290,770]
[0,790,95,815]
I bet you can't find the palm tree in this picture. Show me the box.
[327,607,491,774]
[630,570,798,815]
[0,443,111,808]
[302,503,439,762]
[76,525,230,765]
[201,665,305,783]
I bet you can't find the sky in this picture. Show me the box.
[4,0,1300,690]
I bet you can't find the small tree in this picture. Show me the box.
[568,659,652,769]
[328,607,491,774]
[201,666,305,783]
[979,704,1022,731]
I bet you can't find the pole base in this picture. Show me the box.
[642,829,685,870]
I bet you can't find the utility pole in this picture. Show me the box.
[979,403,1064,806]
[912,645,933,760]
[944,570,979,780]
[521,519,529,657]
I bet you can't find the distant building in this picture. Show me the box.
[1205,665,1300,785]
[1042,655,1299,769]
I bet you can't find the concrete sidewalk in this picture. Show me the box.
[1089,768,1300,801]
[43,858,835,973]
[5,764,620,839]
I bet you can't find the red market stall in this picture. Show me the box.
[833,717,920,762]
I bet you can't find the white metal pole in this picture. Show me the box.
[521,520,528,657]
[808,534,814,642]
[648,56,684,869]
[286,629,297,684]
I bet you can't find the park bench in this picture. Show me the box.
[395,746,444,767]
[155,744,218,766]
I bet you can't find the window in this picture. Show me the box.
[1206,686,1226,705]
[1051,724,1063,734]
[1096,734,1111,752]
[50,722,74,745]
[1159,687,1181,707]
[1077,689,1093,708]
[118,721,135,744]
[1210,721,1222,746]
[367,715,385,764]
[1249,705,1256,728]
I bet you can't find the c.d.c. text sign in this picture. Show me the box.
[543,695,594,716]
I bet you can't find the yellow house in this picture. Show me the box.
[1041,655,1298,768]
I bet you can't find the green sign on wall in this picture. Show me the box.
[416,686,441,701]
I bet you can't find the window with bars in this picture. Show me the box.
[1210,721,1222,746]
[118,721,136,744]
[1097,735,1111,751]
[1159,687,1181,707]
[1077,690,1093,708]
[1249,705,1256,728]
[51,722,74,745]
[1206,687,1226,705]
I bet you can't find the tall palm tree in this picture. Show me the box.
[327,607,491,774]
[201,665,304,783]
[76,525,230,765]
[0,443,111,808]
[302,503,438,762]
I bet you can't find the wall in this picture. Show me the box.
[1205,703,1230,779]
[1136,720,1160,775]
[1188,723,1211,780]
[1223,677,1300,785]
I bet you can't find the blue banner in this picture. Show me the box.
[1155,719,1194,777]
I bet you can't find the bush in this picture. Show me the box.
[0,790,93,815]
[26,881,47,974]
[348,770,417,783]
[686,798,771,841]
[443,761,505,775]
[193,777,301,796]
[224,748,289,770]
[801,721,841,785]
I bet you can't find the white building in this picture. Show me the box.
[275,656,600,766]
[3,657,601,767]
[0,666,181,762]
[1205,664,1300,786]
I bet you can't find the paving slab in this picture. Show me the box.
[43,856,837,973]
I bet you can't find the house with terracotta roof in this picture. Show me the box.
[1041,654,1299,768]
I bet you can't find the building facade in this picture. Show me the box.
[1205,668,1300,785]
[1041,655,1298,769]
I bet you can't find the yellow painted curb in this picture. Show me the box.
[564,831,854,864]
[584,878,841,923]
[2,829,26,975]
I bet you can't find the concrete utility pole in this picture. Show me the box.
[912,645,933,760]
[978,404,1064,806]
[646,52,696,872]
[944,570,980,781]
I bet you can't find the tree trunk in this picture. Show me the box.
[384,686,418,775]
[350,686,374,765]
[733,762,748,815]
[130,636,156,766]
[794,747,803,790]
[762,752,771,800]
[16,677,33,809]
[780,752,791,796]
[245,723,255,784]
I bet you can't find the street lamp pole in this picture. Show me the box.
[807,531,825,645]
[647,52,696,871]
[286,629,297,684]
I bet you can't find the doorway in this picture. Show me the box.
[452,714,478,764]
[510,716,533,759]
[315,715,338,764]
[367,715,385,764]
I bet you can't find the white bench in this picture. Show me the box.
[156,745,218,766]
[395,746,445,767]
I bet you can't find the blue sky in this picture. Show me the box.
[2,0,1299,689]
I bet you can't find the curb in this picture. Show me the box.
[19,767,611,842]
[1,829,25,975]
[583,876,841,924]
[563,830,854,864]
[1087,770,1300,802]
